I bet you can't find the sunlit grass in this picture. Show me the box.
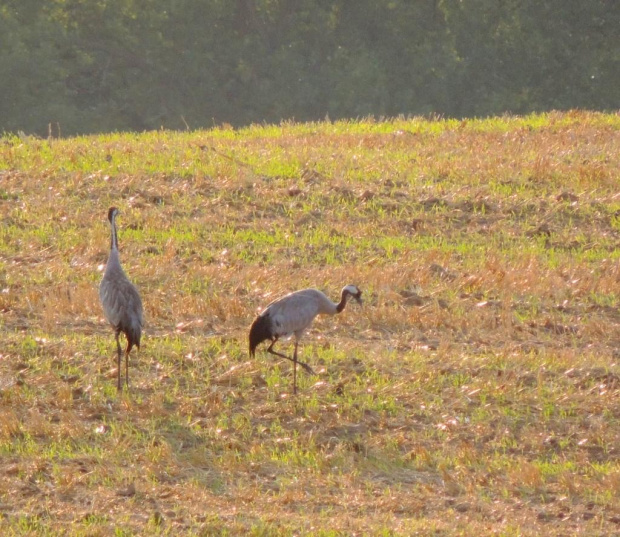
[0,111,618,535]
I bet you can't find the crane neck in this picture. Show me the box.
[335,292,349,313]
[109,213,119,252]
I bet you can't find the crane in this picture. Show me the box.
[99,207,144,391]
[249,285,362,394]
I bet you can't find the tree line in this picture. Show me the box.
[1,0,618,136]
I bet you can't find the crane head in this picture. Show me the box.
[343,284,363,306]
[107,207,119,222]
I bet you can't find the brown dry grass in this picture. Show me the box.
[0,111,619,535]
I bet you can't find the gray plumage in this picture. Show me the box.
[99,207,144,391]
[249,285,362,394]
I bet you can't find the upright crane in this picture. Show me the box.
[99,207,144,391]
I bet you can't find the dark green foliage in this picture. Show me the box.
[1,0,618,136]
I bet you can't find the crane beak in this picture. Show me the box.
[354,293,363,306]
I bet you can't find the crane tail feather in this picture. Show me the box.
[249,314,272,357]
[124,323,142,353]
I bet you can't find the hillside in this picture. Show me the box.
[0,111,619,535]
[3,2,620,135]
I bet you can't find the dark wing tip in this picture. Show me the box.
[249,314,271,357]
[124,323,141,352]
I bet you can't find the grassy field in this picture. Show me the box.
[0,110,619,536]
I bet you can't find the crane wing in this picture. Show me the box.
[264,290,322,337]
[99,277,143,329]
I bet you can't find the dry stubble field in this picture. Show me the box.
[0,111,619,536]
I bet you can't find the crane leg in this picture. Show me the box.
[115,332,122,391]
[125,345,130,390]
[293,341,298,394]
[267,339,315,375]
